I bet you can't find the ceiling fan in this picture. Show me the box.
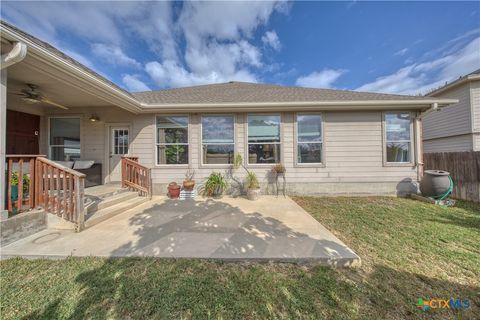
[13,83,69,110]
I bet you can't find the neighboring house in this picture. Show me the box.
[423,69,480,153]
[0,19,457,213]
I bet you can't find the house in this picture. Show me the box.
[0,20,458,220]
[423,69,480,152]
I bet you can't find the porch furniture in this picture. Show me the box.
[53,160,102,187]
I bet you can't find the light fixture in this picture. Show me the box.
[89,114,100,122]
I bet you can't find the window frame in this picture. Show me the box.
[155,114,190,167]
[294,112,325,167]
[245,113,282,166]
[111,127,130,156]
[48,115,82,161]
[382,111,414,166]
[200,114,236,167]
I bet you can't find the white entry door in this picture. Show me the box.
[109,126,129,182]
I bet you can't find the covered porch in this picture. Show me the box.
[1,32,149,226]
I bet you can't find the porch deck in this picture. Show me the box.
[1,196,360,267]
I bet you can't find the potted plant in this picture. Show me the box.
[167,182,181,199]
[272,163,286,177]
[201,172,227,198]
[183,168,196,191]
[10,172,30,201]
[245,172,261,201]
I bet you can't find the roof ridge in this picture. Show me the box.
[134,80,418,99]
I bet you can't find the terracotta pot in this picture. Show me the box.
[247,188,261,201]
[168,182,181,199]
[183,180,195,191]
[420,170,451,197]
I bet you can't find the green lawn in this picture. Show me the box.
[1,197,479,319]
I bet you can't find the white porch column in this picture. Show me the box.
[0,68,7,219]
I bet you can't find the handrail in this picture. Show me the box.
[121,157,152,199]
[35,157,85,231]
[36,157,86,177]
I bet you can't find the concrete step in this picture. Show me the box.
[86,191,138,214]
[85,185,130,200]
[84,196,147,229]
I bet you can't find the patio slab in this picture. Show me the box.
[0,196,360,267]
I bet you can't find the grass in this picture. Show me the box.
[1,197,479,319]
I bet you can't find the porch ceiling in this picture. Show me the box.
[6,57,115,111]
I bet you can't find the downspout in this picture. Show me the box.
[414,102,439,182]
[0,41,27,220]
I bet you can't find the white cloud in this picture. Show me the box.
[262,31,281,51]
[92,43,141,68]
[146,60,257,89]
[357,36,480,95]
[2,1,288,89]
[394,48,408,56]
[296,69,347,88]
[122,74,150,92]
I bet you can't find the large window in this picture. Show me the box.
[385,112,412,163]
[202,115,235,164]
[247,114,281,164]
[156,116,189,165]
[297,114,323,164]
[49,117,81,161]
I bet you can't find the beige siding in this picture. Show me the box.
[474,133,480,151]
[424,135,473,153]
[423,84,472,140]
[43,106,137,182]
[40,108,420,195]
[147,111,418,195]
[471,80,480,133]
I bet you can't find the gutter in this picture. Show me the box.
[0,41,27,69]
[139,99,458,113]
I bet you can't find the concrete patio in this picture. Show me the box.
[1,196,360,267]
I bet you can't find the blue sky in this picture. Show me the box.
[2,1,479,95]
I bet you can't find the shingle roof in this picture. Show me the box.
[133,81,431,105]
[427,68,480,97]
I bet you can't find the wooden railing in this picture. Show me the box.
[5,155,86,231]
[6,155,41,213]
[36,157,86,230]
[121,157,152,199]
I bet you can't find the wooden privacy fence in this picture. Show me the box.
[423,151,480,202]
[5,155,86,231]
[121,157,152,199]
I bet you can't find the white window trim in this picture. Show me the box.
[47,115,82,161]
[200,114,236,167]
[294,112,325,167]
[382,111,414,166]
[111,127,129,155]
[155,114,190,167]
[245,113,282,166]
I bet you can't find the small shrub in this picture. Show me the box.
[201,172,227,197]
[245,172,260,189]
